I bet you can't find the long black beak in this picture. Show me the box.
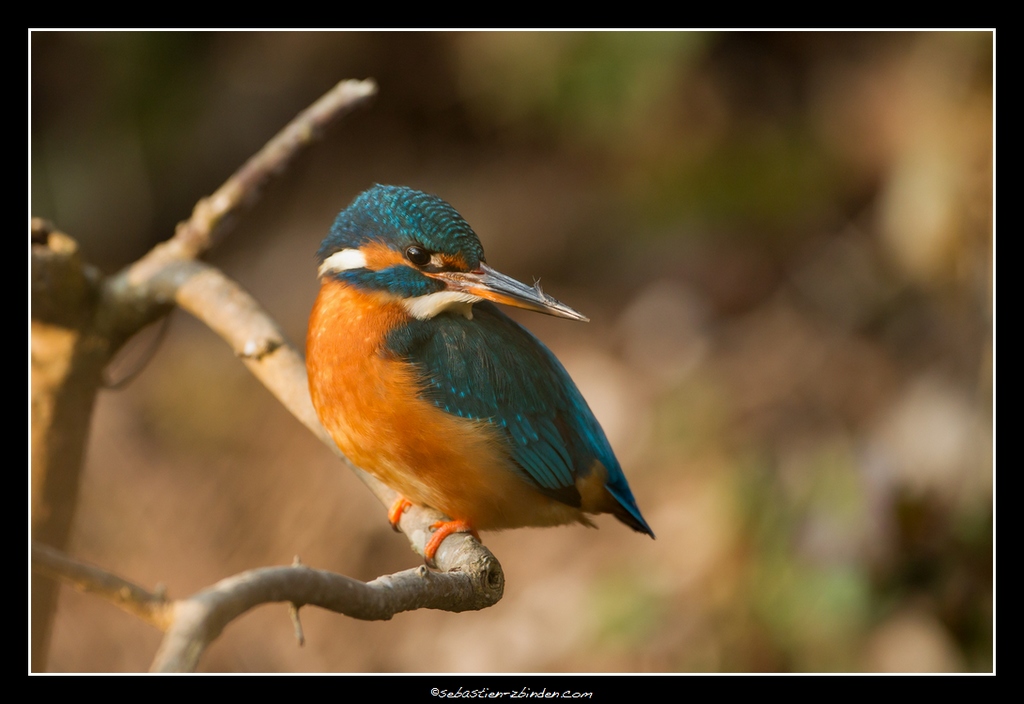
[435,264,589,322]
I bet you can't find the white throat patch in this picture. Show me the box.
[403,291,482,320]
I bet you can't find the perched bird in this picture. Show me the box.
[307,185,654,563]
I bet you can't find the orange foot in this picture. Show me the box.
[424,520,481,568]
[388,497,413,532]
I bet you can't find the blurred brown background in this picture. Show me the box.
[30,31,992,672]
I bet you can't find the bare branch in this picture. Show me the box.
[31,543,172,631]
[99,79,378,346]
[150,561,500,672]
[128,79,376,279]
[31,226,110,670]
[32,537,503,673]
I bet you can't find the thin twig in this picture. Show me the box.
[100,79,378,345]
[31,543,172,630]
[127,79,377,283]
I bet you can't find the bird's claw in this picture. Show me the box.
[388,497,413,533]
[423,519,480,568]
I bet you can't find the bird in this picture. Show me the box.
[307,185,654,564]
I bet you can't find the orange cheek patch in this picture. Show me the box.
[361,241,409,270]
[437,253,469,271]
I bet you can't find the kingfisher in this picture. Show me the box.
[307,185,654,564]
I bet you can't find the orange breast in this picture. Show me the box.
[307,280,590,531]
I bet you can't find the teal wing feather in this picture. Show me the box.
[385,302,653,535]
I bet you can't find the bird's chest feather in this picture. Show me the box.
[306,280,526,523]
[307,281,431,470]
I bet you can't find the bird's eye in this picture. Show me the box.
[405,245,431,267]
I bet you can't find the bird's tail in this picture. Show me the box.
[606,484,655,538]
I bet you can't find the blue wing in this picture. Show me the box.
[386,302,652,535]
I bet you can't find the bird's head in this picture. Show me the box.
[316,185,588,322]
